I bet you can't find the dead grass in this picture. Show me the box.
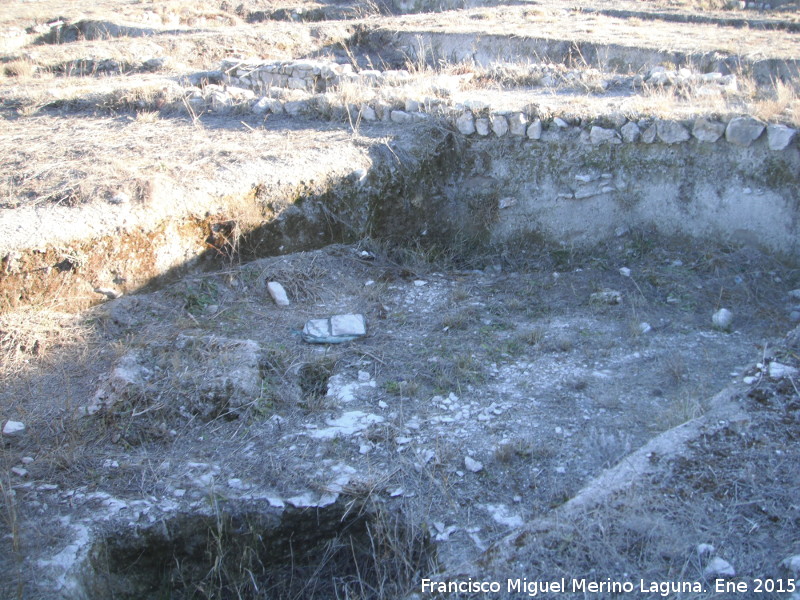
[0,307,91,375]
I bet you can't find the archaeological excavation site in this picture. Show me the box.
[2,0,800,598]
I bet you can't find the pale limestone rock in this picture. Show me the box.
[692,117,726,143]
[527,119,543,140]
[2,420,25,436]
[656,120,690,144]
[620,121,640,143]
[284,100,308,116]
[456,111,475,135]
[464,456,483,473]
[508,112,528,136]
[589,126,621,145]
[303,314,367,344]
[641,123,657,144]
[267,282,290,307]
[491,114,508,137]
[726,116,765,146]
[360,104,377,121]
[475,117,490,136]
[712,308,734,331]
[704,557,735,579]
[767,124,796,151]
[390,110,413,124]
[404,98,421,112]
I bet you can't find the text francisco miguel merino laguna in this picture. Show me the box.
[421,577,710,596]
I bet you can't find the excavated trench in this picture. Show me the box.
[76,499,433,600]
[9,116,800,599]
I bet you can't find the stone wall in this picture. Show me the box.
[212,58,800,256]
[221,58,413,94]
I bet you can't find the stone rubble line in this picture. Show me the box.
[200,58,797,151]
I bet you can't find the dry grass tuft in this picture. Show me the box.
[0,307,91,375]
[3,59,36,79]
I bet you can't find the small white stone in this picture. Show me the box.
[498,197,517,209]
[781,554,800,574]
[357,370,371,382]
[743,375,757,384]
[638,322,652,334]
[21,456,34,465]
[267,281,290,306]
[619,267,631,277]
[704,557,735,579]
[102,459,119,469]
[2,421,25,436]
[590,290,623,305]
[769,361,799,379]
[464,456,483,473]
[475,117,490,136]
[95,287,123,300]
[712,308,734,331]
[109,192,131,205]
[11,467,28,477]
[413,280,428,287]
[697,543,716,557]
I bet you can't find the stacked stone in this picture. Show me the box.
[221,59,413,94]
[209,60,798,152]
[450,109,797,151]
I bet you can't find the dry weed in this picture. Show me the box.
[0,307,90,375]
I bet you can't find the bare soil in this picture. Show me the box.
[2,235,798,598]
[2,0,800,598]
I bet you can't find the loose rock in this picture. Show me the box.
[464,456,483,473]
[590,290,623,305]
[2,420,25,436]
[267,281,290,306]
[302,314,367,344]
[703,557,736,579]
[768,361,798,379]
[781,555,800,574]
[712,308,734,331]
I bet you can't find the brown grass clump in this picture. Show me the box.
[0,307,91,375]
[3,59,36,79]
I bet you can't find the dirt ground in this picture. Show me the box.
[2,0,800,598]
[2,234,799,598]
